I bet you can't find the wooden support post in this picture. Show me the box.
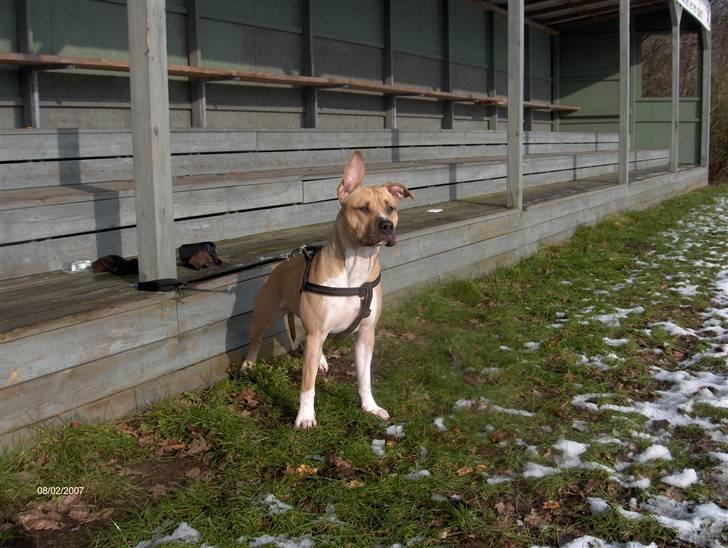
[442,0,454,130]
[524,27,533,131]
[629,16,638,146]
[383,0,397,129]
[669,1,682,171]
[618,0,629,185]
[507,0,524,210]
[700,27,711,168]
[127,0,177,282]
[186,0,206,128]
[551,34,560,132]
[302,0,318,128]
[487,11,498,131]
[16,0,39,128]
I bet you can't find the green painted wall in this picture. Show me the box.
[557,23,700,164]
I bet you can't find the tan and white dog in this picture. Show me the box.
[243,151,413,428]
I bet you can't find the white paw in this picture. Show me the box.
[295,413,317,429]
[241,359,255,370]
[363,405,390,421]
[318,354,329,374]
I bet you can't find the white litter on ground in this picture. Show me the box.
[260,494,293,516]
[661,468,699,489]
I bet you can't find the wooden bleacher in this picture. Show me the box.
[0,52,580,113]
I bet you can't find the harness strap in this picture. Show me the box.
[298,246,381,339]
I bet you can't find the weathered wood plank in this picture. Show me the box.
[1,129,614,163]
[507,0,524,210]
[619,0,630,184]
[127,0,177,281]
[0,299,179,386]
[0,178,302,244]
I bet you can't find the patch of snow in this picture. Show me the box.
[386,424,405,439]
[594,306,645,327]
[454,399,475,410]
[603,337,629,347]
[652,321,699,338]
[371,439,386,457]
[244,535,315,547]
[260,494,293,516]
[498,345,512,351]
[636,444,672,464]
[641,495,728,545]
[433,417,447,432]
[486,475,513,485]
[403,469,431,480]
[135,522,202,548]
[553,438,588,468]
[522,462,559,478]
[661,468,699,489]
[479,398,534,417]
[560,536,656,548]
[524,341,541,351]
[587,497,610,515]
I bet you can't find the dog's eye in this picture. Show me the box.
[387,205,396,213]
[358,205,370,213]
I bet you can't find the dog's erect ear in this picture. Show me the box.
[384,182,415,202]
[337,151,366,202]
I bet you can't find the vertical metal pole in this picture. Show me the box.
[619,0,630,184]
[17,0,40,128]
[442,0,454,130]
[186,0,206,128]
[383,0,397,129]
[669,1,682,171]
[127,0,177,282]
[487,11,498,131]
[507,0,524,210]
[552,34,560,132]
[302,0,318,128]
[700,27,711,168]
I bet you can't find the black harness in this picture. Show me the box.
[297,245,381,339]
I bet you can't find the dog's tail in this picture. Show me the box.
[287,311,296,343]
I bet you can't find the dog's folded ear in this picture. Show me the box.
[337,150,366,202]
[384,182,415,201]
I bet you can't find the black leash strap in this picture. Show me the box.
[298,246,381,339]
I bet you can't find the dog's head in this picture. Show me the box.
[336,151,414,247]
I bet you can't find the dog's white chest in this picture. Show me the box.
[318,251,379,335]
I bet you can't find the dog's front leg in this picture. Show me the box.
[295,332,325,429]
[355,324,389,420]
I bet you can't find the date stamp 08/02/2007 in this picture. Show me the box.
[36,486,85,496]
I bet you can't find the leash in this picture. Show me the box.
[296,245,381,339]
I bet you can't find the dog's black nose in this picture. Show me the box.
[378,218,394,234]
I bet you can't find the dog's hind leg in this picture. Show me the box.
[242,283,287,368]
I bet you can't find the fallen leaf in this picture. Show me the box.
[345,479,364,489]
[287,463,318,476]
[23,518,63,531]
[185,437,210,456]
[543,500,561,510]
[400,331,418,341]
[60,494,82,512]
[524,509,549,528]
[185,467,201,479]
[494,501,515,516]
[474,464,488,472]
[456,466,473,476]
[149,484,170,498]
[68,505,90,522]
[330,455,355,478]
[157,439,186,454]
[69,420,81,429]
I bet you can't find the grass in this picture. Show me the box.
[1,184,727,547]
